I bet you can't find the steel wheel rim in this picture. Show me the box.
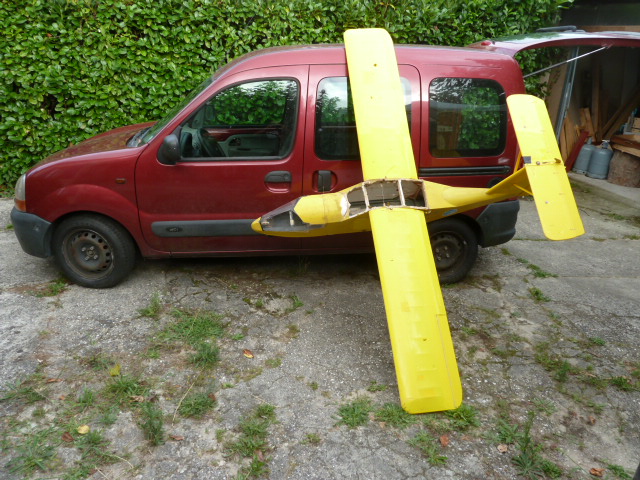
[432,232,465,270]
[62,228,114,279]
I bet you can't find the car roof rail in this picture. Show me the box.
[536,25,584,33]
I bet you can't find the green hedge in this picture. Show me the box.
[0,0,572,188]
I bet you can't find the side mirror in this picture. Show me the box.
[158,134,181,165]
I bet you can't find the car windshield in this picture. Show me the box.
[133,77,214,146]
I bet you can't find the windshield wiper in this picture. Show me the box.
[127,126,152,147]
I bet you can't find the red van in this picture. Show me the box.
[12,31,639,287]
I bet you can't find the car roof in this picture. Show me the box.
[213,43,518,81]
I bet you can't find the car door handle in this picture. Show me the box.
[265,171,292,183]
[317,170,333,192]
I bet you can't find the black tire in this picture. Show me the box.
[428,217,478,284]
[52,214,136,288]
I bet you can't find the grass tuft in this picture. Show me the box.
[444,403,480,431]
[5,428,57,476]
[408,432,447,466]
[178,392,217,418]
[160,309,225,345]
[190,341,220,369]
[374,403,416,429]
[138,292,163,319]
[336,397,374,428]
[139,402,165,446]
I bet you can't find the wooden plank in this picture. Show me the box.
[565,115,578,157]
[611,134,640,149]
[612,143,640,158]
[602,83,640,140]
[580,108,594,136]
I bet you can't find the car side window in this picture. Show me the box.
[429,78,507,158]
[315,77,412,160]
[181,79,299,159]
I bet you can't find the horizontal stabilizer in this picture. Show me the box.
[507,95,585,240]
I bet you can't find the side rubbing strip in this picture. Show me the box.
[151,219,258,237]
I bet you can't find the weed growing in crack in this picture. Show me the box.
[190,342,220,369]
[604,462,633,479]
[161,309,225,345]
[178,392,217,418]
[76,428,119,466]
[105,375,148,404]
[444,403,480,431]
[286,324,300,338]
[1,378,47,404]
[139,402,165,446]
[30,278,68,297]
[609,376,636,392]
[226,404,277,479]
[366,381,388,392]
[265,357,282,368]
[287,295,304,313]
[98,405,119,427]
[76,388,96,409]
[504,411,564,479]
[512,412,543,478]
[531,397,556,415]
[374,403,416,429]
[534,343,578,383]
[517,258,557,278]
[5,428,57,476]
[529,287,551,303]
[302,433,322,445]
[138,292,163,319]
[336,397,374,428]
[408,432,447,466]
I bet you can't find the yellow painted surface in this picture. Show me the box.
[370,208,462,412]
[344,29,416,180]
[507,95,585,240]
[346,28,462,413]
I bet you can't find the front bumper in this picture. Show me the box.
[10,207,53,258]
[475,199,520,247]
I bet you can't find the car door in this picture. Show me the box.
[135,65,308,254]
[298,64,421,252]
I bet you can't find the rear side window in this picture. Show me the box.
[315,77,411,160]
[429,78,506,158]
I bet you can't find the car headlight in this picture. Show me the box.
[14,174,26,211]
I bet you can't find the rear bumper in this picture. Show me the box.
[475,199,520,247]
[10,207,53,258]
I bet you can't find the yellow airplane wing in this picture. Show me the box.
[344,28,462,413]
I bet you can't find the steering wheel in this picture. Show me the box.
[196,128,225,157]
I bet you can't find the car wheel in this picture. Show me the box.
[52,214,136,288]
[428,218,478,284]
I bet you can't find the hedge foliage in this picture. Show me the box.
[0,0,572,188]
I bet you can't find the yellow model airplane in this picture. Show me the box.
[252,29,584,413]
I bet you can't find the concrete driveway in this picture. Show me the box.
[0,180,638,479]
